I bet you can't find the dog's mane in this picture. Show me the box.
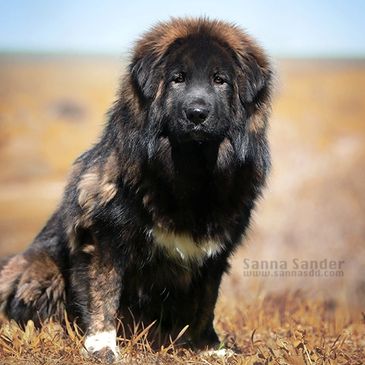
[133,17,270,70]
[98,18,273,191]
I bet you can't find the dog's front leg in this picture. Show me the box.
[70,238,124,364]
[83,250,122,363]
[188,257,227,350]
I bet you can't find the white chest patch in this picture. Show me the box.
[152,226,223,264]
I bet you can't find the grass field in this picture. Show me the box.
[0,55,364,364]
[0,293,364,364]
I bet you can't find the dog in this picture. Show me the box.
[0,17,272,363]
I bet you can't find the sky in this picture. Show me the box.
[1,0,364,57]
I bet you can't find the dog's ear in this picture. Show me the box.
[236,51,272,106]
[230,50,272,165]
[130,52,162,101]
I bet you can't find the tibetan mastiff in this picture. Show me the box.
[0,18,272,362]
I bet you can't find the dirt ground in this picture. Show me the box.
[0,55,364,364]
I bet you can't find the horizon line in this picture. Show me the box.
[0,49,365,60]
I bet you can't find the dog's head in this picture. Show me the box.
[123,18,272,170]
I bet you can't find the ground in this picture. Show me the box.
[1,294,364,364]
[0,56,364,364]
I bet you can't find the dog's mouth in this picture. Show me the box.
[185,125,212,141]
[170,118,218,142]
[162,116,228,144]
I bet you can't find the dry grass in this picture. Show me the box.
[0,293,364,364]
[0,56,365,363]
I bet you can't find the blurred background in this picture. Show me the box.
[0,1,364,305]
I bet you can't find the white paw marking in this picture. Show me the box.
[202,348,235,357]
[152,226,224,264]
[84,330,118,356]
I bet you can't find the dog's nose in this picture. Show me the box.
[185,106,210,124]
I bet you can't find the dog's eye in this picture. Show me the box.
[213,75,225,84]
[173,73,185,83]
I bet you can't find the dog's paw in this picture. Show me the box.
[91,347,118,364]
[83,330,119,363]
[82,346,119,364]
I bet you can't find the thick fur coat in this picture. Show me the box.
[0,18,272,362]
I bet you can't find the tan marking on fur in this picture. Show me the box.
[217,138,234,170]
[142,194,152,208]
[152,226,224,264]
[155,80,164,100]
[99,182,117,205]
[66,224,79,253]
[78,167,100,215]
[77,152,119,229]
[82,244,96,254]
[248,105,269,133]
[133,18,270,71]
[102,151,119,182]
[0,255,27,308]
[99,151,118,205]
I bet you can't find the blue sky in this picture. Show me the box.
[1,0,364,57]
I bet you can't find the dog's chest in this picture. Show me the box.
[151,226,223,264]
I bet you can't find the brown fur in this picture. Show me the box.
[0,253,65,322]
[88,252,121,334]
[133,18,268,65]
[0,255,27,306]
[77,151,119,228]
